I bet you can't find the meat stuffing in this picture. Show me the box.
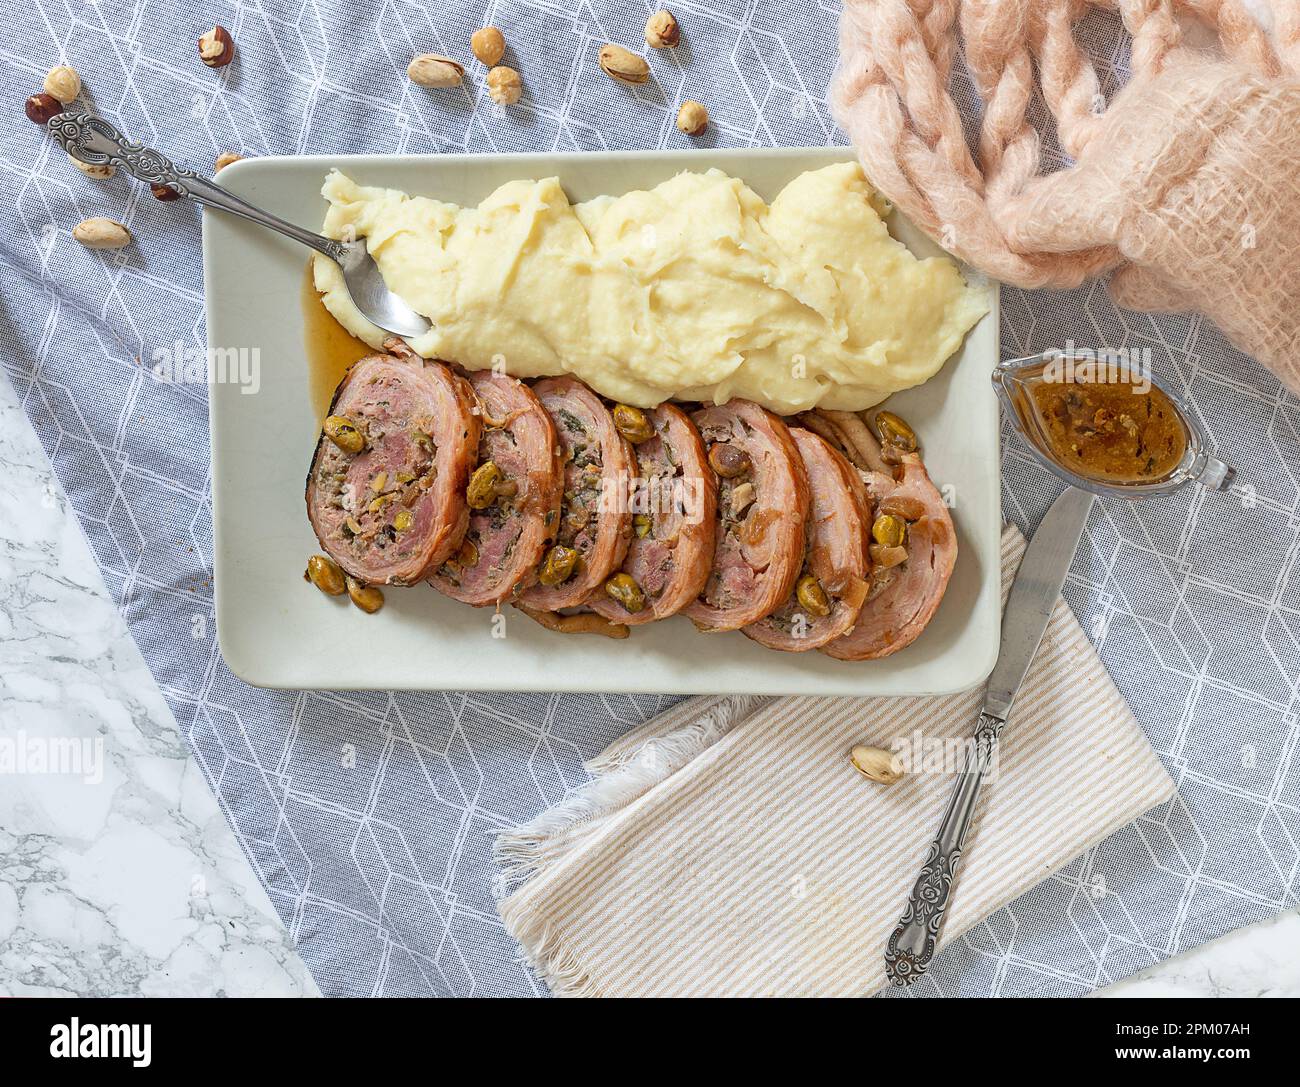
[743,428,871,651]
[519,376,635,611]
[428,370,564,607]
[306,340,480,586]
[589,403,718,625]
[684,400,811,632]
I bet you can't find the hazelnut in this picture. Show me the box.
[598,44,650,85]
[199,26,235,68]
[471,27,506,67]
[214,152,244,172]
[676,99,708,136]
[487,66,522,105]
[151,182,181,201]
[25,92,63,125]
[407,53,465,88]
[708,442,750,478]
[43,65,81,104]
[645,10,681,49]
[72,217,132,250]
[68,152,114,179]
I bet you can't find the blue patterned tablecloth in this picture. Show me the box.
[1,1,1296,996]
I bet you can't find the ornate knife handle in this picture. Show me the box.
[884,711,1005,987]
[47,112,347,263]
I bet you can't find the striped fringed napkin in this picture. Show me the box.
[496,526,1175,997]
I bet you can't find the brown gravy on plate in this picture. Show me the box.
[301,261,371,421]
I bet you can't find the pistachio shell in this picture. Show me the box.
[408,53,465,87]
[598,44,650,85]
[850,745,904,785]
[72,217,131,249]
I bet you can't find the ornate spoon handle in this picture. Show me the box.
[47,112,346,262]
[884,711,1004,986]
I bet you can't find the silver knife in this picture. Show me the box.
[883,486,1095,986]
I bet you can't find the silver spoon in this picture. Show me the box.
[47,113,431,339]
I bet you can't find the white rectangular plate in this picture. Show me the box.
[206,148,1001,695]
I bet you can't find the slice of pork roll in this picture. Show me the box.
[684,400,810,632]
[588,403,718,625]
[429,371,564,607]
[306,339,480,586]
[821,452,956,660]
[520,377,635,611]
[742,428,870,651]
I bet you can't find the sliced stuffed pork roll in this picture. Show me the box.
[807,408,957,662]
[743,428,871,651]
[306,339,480,586]
[429,370,564,607]
[588,403,718,625]
[520,377,635,612]
[684,400,810,632]
[821,453,957,660]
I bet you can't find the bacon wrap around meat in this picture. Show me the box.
[306,340,480,586]
[684,400,810,632]
[589,403,718,625]
[821,453,957,661]
[743,428,871,651]
[520,377,635,611]
[428,371,564,607]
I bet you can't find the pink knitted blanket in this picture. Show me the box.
[832,0,1300,392]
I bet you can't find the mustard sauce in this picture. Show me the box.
[1028,379,1187,483]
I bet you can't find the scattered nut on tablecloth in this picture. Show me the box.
[487,66,522,104]
[73,217,132,249]
[472,27,506,67]
[645,10,681,49]
[599,44,650,85]
[25,93,63,125]
[69,153,114,179]
[44,65,81,104]
[198,26,235,68]
[677,100,708,136]
[408,54,465,87]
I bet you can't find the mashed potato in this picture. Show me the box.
[314,162,986,414]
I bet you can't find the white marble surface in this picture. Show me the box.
[0,373,1295,999]
[0,377,318,997]
[1099,908,1300,998]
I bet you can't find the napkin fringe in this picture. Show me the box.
[497,695,767,992]
[495,695,763,883]
[496,728,715,998]
[498,915,607,998]
[589,694,766,772]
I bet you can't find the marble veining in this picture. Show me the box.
[0,378,317,997]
